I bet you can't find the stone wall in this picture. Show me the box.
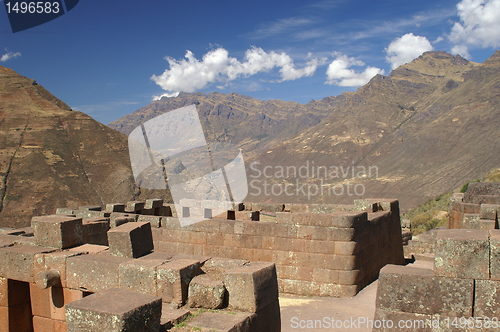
[448,183,500,230]
[374,229,500,332]
[152,198,405,297]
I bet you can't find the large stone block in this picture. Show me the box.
[224,262,278,313]
[81,218,110,245]
[156,259,201,306]
[434,229,489,279]
[119,258,168,296]
[65,288,161,332]
[107,222,154,258]
[188,274,226,309]
[480,204,499,220]
[32,215,83,249]
[66,253,132,292]
[376,264,474,317]
[0,245,56,282]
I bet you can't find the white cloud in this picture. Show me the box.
[325,53,384,87]
[151,47,326,95]
[385,33,434,69]
[152,92,180,101]
[0,49,21,62]
[449,0,500,58]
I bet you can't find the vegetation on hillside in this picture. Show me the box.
[404,168,500,235]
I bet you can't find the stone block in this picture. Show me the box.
[34,251,84,288]
[119,259,167,296]
[480,219,496,230]
[109,212,137,227]
[65,288,161,332]
[0,245,56,282]
[376,264,474,317]
[32,215,83,249]
[489,230,500,280]
[104,203,125,213]
[125,201,145,214]
[480,204,499,220]
[81,218,110,245]
[138,215,162,228]
[145,199,163,209]
[32,316,68,332]
[156,259,201,306]
[188,274,226,309]
[66,252,132,292]
[463,213,481,228]
[224,262,278,313]
[434,229,489,279]
[187,311,252,332]
[107,222,154,258]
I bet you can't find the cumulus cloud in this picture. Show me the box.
[325,53,384,87]
[0,49,21,62]
[449,0,500,58]
[385,33,434,69]
[151,47,326,95]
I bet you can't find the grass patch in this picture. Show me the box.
[402,192,452,235]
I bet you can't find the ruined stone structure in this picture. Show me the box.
[54,197,404,298]
[448,183,500,230]
[404,183,500,260]
[374,229,500,332]
[0,199,281,332]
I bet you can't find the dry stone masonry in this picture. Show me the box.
[0,198,282,332]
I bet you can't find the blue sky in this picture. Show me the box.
[1,0,499,124]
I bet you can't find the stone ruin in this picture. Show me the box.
[0,201,281,332]
[0,197,406,331]
[405,182,500,259]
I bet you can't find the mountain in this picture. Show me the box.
[108,92,332,159]
[250,51,500,209]
[0,66,168,227]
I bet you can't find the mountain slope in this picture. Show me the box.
[108,92,332,159]
[0,66,165,227]
[251,51,500,209]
